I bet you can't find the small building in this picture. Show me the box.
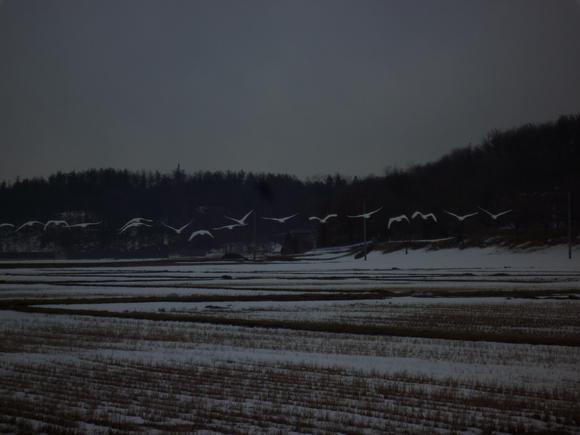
[281,229,317,255]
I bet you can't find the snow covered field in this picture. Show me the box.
[1,246,579,433]
[1,245,579,300]
[1,310,579,433]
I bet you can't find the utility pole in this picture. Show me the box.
[568,190,572,260]
[568,140,574,260]
[253,211,257,261]
[363,201,367,261]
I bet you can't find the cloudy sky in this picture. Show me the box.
[1,0,579,181]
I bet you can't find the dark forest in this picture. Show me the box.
[1,114,578,258]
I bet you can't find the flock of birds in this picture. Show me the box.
[0,220,103,232]
[0,207,512,242]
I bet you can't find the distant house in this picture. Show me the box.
[281,229,317,255]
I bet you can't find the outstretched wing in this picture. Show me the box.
[162,222,178,232]
[17,221,43,231]
[188,230,214,241]
[494,209,512,219]
[177,221,192,233]
[82,221,102,228]
[477,207,493,218]
[213,224,243,231]
[120,222,139,233]
[224,215,240,224]
[444,210,460,220]
[188,230,201,241]
[240,210,253,223]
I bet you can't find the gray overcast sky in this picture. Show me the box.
[1,0,580,181]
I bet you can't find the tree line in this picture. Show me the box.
[0,113,578,256]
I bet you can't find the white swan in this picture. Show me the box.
[387,214,410,230]
[162,221,192,234]
[347,207,383,219]
[188,230,214,241]
[411,211,437,223]
[68,221,102,229]
[213,223,247,231]
[478,207,512,220]
[224,210,253,226]
[43,220,69,231]
[119,222,152,233]
[444,210,479,222]
[308,214,338,224]
[261,214,298,224]
[119,217,153,232]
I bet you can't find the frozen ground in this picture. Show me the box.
[1,245,579,301]
[355,244,580,270]
[1,245,579,433]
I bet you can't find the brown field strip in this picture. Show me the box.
[9,304,580,347]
